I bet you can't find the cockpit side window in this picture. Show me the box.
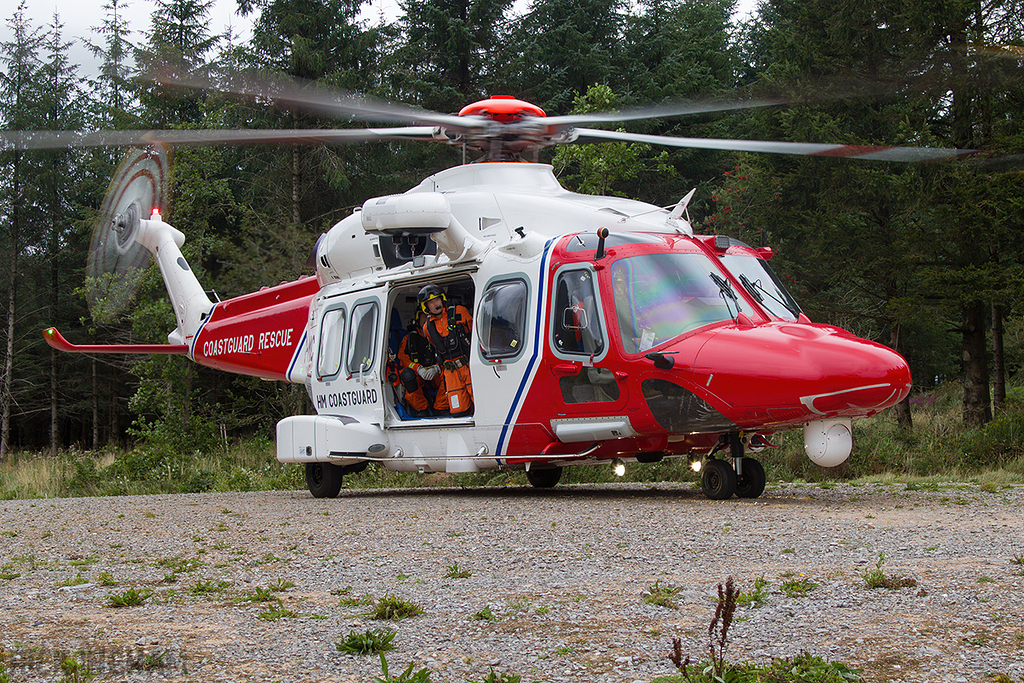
[552,269,604,357]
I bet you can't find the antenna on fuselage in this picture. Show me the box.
[668,188,696,222]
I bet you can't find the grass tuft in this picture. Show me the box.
[335,628,397,654]
[643,580,684,609]
[107,587,153,608]
[365,594,424,620]
[860,553,918,590]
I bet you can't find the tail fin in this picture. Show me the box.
[135,211,214,346]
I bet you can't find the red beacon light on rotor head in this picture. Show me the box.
[459,95,546,123]
[150,208,162,221]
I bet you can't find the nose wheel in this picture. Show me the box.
[700,459,736,499]
[700,432,767,500]
[734,457,766,498]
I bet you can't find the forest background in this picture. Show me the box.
[1,0,1023,488]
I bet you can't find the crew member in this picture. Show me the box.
[418,284,474,417]
[397,310,444,417]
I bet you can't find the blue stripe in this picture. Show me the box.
[189,305,216,360]
[287,330,309,382]
[496,239,554,456]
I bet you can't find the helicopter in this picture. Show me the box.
[17,82,962,500]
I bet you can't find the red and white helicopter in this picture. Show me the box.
[15,81,967,499]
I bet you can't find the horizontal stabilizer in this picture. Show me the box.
[43,327,189,355]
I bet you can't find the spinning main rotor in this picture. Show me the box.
[0,74,981,162]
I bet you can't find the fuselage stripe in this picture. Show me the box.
[189,304,216,361]
[286,329,309,383]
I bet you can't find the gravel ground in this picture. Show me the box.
[1,481,1023,683]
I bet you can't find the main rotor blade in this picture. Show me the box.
[541,97,787,134]
[571,127,979,162]
[0,127,443,150]
[155,73,484,133]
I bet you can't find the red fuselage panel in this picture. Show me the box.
[193,277,319,381]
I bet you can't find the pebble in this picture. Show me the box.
[0,482,1022,682]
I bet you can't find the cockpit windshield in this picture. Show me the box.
[721,254,802,321]
[611,253,753,354]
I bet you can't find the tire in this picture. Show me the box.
[305,462,344,498]
[526,466,563,488]
[700,459,736,500]
[735,457,766,499]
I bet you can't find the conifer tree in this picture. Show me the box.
[0,1,45,459]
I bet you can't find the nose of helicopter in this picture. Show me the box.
[691,322,912,421]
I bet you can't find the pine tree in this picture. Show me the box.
[135,0,220,127]
[85,0,138,129]
[0,1,45,459]
[36,10,88,455]
[393,0,513,110]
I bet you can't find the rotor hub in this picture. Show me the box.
[459,96,546,123]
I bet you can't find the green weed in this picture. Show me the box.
[471,670,521,683]
[57,573,88,588]
[258,604,297,620]
[131,650,168,671]
[365,594,424,620]
[644,580,683,609]
[107,588,153,608]
[237,587,278,603]
[860,553,918,590]
[335,628,397,654]
[95,571,117,586]
[58,652,94,683]
[445,562,472,579]
[471,606,497,621]
[735,576,769,607]
[780,575,818,597]
[374,653,432,682]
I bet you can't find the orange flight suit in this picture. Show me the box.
[422,304,474,417]
[397,328,444,414]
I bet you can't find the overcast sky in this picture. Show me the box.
[3,0,753,85]
[0,0,403,78]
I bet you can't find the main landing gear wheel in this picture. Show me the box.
[735,457,766,499]
[700,459,736,500]
[526,466,563,488]
[305,462,344,498]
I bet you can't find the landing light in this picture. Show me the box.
[691,459,702,473]
[612,458,626,477]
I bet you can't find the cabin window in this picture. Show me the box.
[477,278,528,361]
[347,301,379,375]
[551,268,604,357]
[317,306,346,379]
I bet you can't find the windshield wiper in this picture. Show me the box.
[709,272,739,320]
[738,273,764,303]
[739,273,800,317]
